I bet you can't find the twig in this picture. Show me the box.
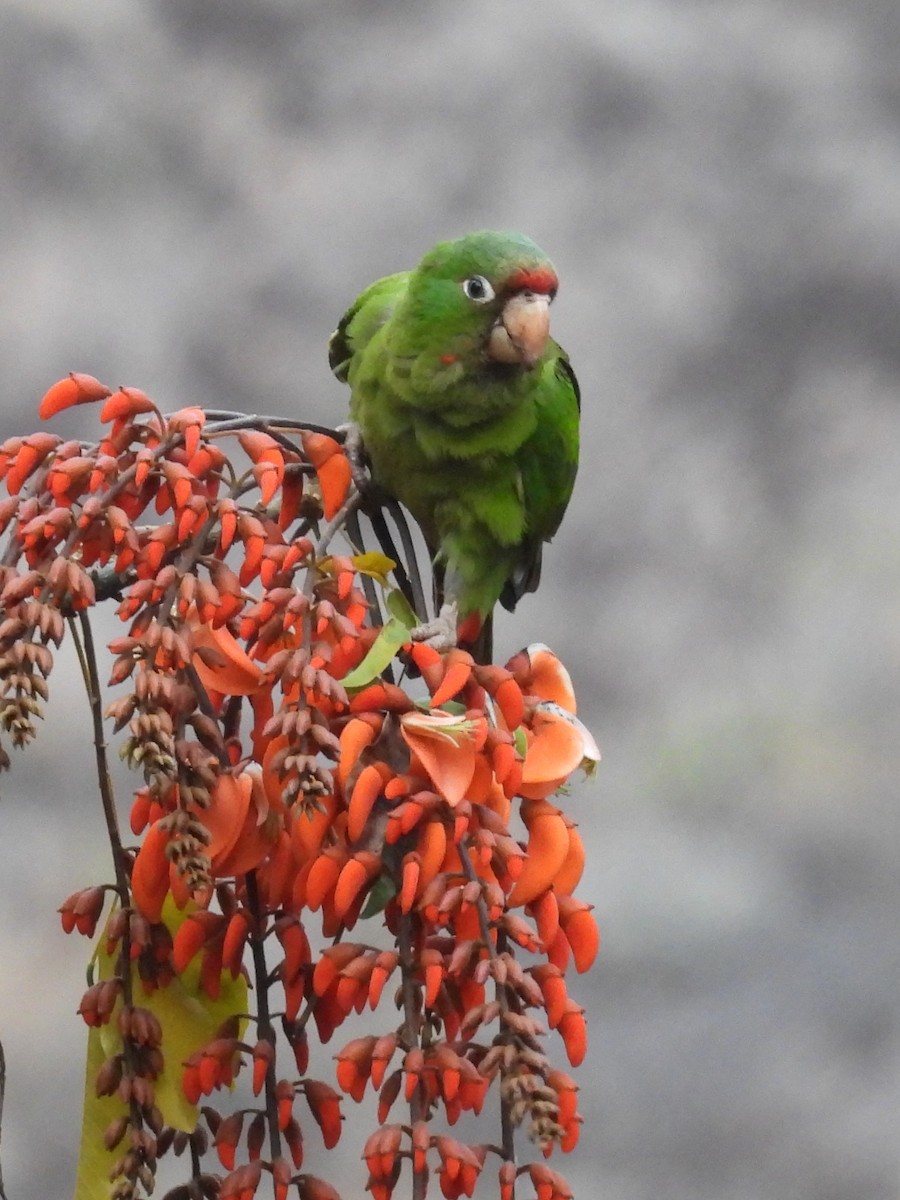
[0,1037,8,1200]
[312,488,362,559]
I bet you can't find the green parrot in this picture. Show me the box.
[329,229,580,660]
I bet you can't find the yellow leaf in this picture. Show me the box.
[74,1021,127,1200]
[74,900,248,1200]
[350,550,396,586]
[318,550,396,588]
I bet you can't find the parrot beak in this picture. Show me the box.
[488,291,552,368]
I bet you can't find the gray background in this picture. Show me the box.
[1,1,900,1197]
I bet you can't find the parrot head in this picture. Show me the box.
[396,230,559,372]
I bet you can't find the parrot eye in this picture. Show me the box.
[462,275,495,303]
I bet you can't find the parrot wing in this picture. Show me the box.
[500,353,581,611]
[328,271,408,382]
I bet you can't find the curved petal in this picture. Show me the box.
[400,711,478,806]
[519,702,600,800]
[191,621,264,697]
[510,643,577,713]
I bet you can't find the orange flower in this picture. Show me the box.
[218,1160,262,1200]
[201,770,282,878]
[527,1162,574,1200]
[335,1034,376,1102]
[191,621,265,697]
[519,702,600,801]
[182,1035,242,1103]
[100,386,157,424]
[58,886,105,937]
[433,1137,485,1198]
[346,762,392,841]
[214,1111,244,1170]
[4,432,61,494]
[415,647,475,707]
[336,715,383,789]
[130,819,171,923]
[286,790,338,866]
[506,800,571,907]
[238,430,287,506]
[400,710,485,806]
[508,643,577,712]
[557,998,588,1068]
[557,896,600,974]
[553,820,585,897]
[300,431,352,520]
[304,1079,343,1149]
[362,1124,402,1200]
[38,372,111,419]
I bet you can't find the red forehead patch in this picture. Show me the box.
[507,267,558,296]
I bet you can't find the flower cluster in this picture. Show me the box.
[1,374,600,1200]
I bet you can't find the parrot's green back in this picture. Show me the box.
[330,230,580,650]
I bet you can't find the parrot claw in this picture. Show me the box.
[409,602,459,653]
[337,421,373,496]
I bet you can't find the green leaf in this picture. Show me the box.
[340,615,410,689]
[385,588,420,628]
[74,901,248,1200]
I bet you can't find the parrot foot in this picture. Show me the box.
[337,421,372,496]
[409,601,459,653]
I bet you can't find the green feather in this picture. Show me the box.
[330,230,580,643]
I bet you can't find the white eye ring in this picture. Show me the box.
[462,275,495,303]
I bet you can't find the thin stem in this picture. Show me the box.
[313,488,362,559]
[68,611,130,899]
[189,1133,203,1190]
[398,912,428,1200]
[244,871,283,1161]
[69,611,149,1171]
[458,840,517,1164]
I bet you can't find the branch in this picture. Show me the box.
[245,871,283,1162]
[201,413,347,443]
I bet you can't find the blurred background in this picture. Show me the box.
[2,1,900,1197]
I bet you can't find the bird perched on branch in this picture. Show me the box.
[329,229,580,662]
